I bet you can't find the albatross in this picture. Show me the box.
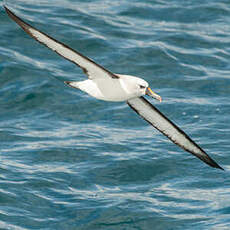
[4,6,223,170]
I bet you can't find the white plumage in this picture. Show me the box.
[66,75,149,101]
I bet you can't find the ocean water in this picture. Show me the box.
[1,0,230,229]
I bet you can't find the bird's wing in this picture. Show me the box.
[4,6,118,80]
[127,96,223,170]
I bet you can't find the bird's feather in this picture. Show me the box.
[4,6,118,80]
[127,96,223,170]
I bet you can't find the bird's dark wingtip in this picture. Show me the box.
[214,164,224,171]
[205,155,224,170]
[4,5,9,13]
[4,5,19,22]
[4,5,11,14]
[211,162,224,170]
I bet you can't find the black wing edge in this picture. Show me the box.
[127,96,224,170]
[4,6,119,79]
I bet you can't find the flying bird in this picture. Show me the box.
[4,6,223,170]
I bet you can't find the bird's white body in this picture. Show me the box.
[69,74,148,101]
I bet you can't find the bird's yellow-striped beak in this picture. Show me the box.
[146,87,162,102]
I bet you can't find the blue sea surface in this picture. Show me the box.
[1,0,230,229]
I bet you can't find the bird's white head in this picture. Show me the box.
[133,77,162,102]
[117,74,162,102]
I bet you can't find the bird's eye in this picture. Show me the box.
[139,85,145,89]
